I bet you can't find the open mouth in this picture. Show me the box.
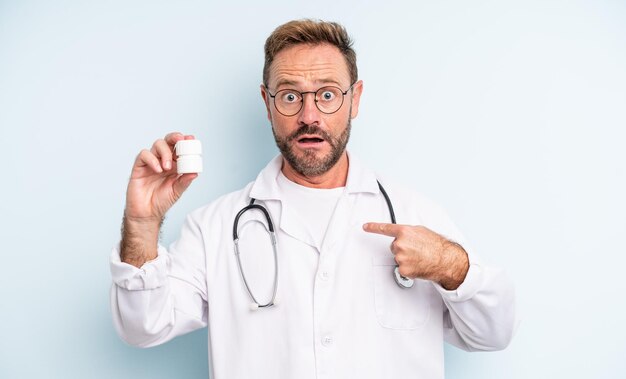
[291,130,329,149]
[298,137,325,143]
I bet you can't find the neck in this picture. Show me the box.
[281,153,349,189]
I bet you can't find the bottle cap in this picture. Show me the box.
[175,140,202,155]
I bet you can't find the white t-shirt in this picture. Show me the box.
[276,170,344,250]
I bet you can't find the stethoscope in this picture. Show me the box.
[233,181,415,311]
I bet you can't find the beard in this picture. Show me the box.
[272,119,351,177]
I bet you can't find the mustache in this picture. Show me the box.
[287,125,332,142]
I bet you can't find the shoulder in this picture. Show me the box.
[348,152,446,218]
[186,181,255,224]
[376,176,443,216]
[375,175,459,236]
[181,155,280,227]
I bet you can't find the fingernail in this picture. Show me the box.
[164,160,171,170]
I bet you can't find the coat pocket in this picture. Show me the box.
[371,255,432,330]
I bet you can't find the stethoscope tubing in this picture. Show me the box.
[233,201,279,308]
[233,180,414,310]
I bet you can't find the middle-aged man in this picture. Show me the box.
[110,19,516,378]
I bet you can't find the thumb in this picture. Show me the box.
[362,222,402,237]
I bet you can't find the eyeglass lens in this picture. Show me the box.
[273,86,346,116]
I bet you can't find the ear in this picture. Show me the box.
[260,84,272,122]
[349,80,364,119]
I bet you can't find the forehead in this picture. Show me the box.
[268,43,351,89]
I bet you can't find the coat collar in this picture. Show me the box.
[248,151,380,201]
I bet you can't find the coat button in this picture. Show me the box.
[322,336,333,346]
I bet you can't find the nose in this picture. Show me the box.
[297,92,321,126]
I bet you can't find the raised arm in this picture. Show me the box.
[110,132,207,348]
[121,132,197,267]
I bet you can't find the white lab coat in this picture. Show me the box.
[110,153,516,379]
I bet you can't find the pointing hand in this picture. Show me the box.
[362,222,469,290]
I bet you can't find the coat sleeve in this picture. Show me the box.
[408,190,517,351]
[435,262,517,351]
[109,214,208,348]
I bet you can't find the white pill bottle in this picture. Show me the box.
[175,140,203,174]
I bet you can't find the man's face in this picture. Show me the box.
[261,43,363,177]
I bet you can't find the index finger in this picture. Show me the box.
[362,222,403,237]
[164,132,187,146]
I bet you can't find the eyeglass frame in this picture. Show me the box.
[266,83,356,117]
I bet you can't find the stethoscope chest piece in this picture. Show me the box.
[393,266,415,288]
[378,182,415,289]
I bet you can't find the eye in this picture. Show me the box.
[318,88,340,102]
[280,91,300,103]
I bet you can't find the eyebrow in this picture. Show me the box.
[273,79,299,89]
[273,78,343,90]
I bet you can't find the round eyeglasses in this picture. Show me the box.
[268,84,354,117]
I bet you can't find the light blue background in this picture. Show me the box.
[1,0,625,377]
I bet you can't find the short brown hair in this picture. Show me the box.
[263,19,357,88]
